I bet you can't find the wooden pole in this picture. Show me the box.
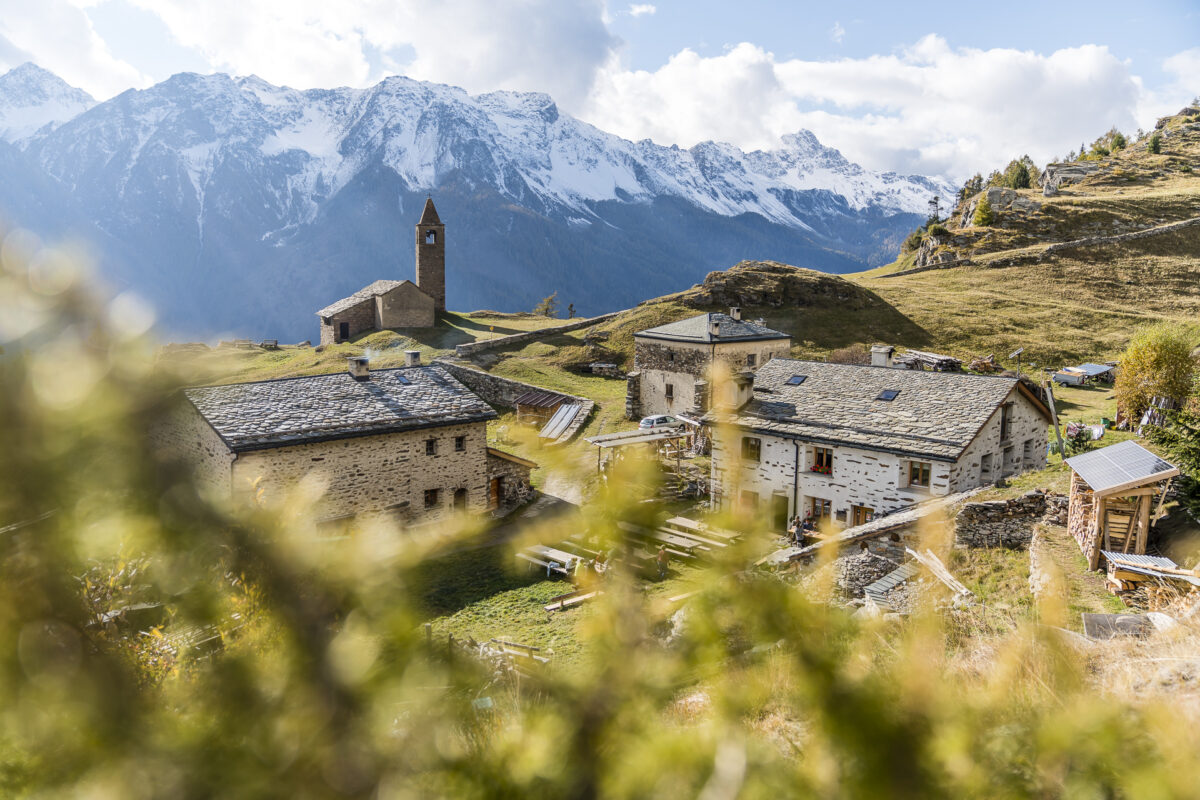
[1044,380,1066,458]
[1137,493,1152,554]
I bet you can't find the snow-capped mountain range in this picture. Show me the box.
[0,63,952,340]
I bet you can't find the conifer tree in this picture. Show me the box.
[973,196,995,226]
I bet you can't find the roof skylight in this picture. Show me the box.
[876,389,900,401]
[786,375,807,386]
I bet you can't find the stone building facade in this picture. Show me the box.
[316,197,446,344]
[626,309,790,419]
[159,356,534,525]
[708,359,1051,532]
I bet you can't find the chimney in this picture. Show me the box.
[729,306,741,321]
[709,318,722,338]
[870,345,895,368]
[347,356,370,380]
[405,350,421,367]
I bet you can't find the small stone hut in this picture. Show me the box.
[1065,440,1179,569]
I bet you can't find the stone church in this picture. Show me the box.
[316,197,447,345]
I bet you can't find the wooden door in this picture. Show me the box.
[852,505,874,526]
[489,477,503,510]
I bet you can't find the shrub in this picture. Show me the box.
[902,228,925,252]
[1111,131,1127,150]
[1114,323,1196,420]
[973,196,995,226]
[1148,133,1162,154]
[926,223,949,237]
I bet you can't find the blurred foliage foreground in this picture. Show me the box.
[0,235,1198,799]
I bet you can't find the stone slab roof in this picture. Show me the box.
[317,280,411,319]
[634,312,789,343]
[709,359,1044,461]
[418,197,442,225]
[185,365,496,453]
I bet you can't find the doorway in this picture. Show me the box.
[488,477,504,510]
[453,488,468,510]
[771,494,790,531]
[338,322,349,342]
[852,504,874,526]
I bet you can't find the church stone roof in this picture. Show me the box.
[418,197,442,226]
[185,365,496,453]
[635,312,790,344]
[317,280,412,318]
[708,359,1047,462]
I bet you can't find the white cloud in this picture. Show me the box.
[119,0,617,106]
[581,36,1193,180]
[629,4,657,17]
[830,21,845,44]
[0,0,149,98]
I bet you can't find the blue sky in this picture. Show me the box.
[1,0,1197,180]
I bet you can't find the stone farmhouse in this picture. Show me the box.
[316,198,447,344]
[706,359,1052,531]
[626,308,791,419]
[159,352,534,525]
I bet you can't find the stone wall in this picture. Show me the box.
[953,490,1067,549]
[632,337,790,418]
[319,299,376,345]
[378,282,436,329]
[433,360,593,445]
[453,313,620,358]
[232,421,490,523]
[150,400,235,498]
[487,451,535,507]
[588,362,623,378]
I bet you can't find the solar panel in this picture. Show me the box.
[1065,440,1178,494]
[786,375,807,385]
[877,389,900,401]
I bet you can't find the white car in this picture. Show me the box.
[638,415,684,430]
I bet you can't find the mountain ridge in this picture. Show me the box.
[0,63,953,341]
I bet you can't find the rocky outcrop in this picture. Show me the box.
[1038,161,1102,194]
[675,260,882,311]
[958,188,1042,230]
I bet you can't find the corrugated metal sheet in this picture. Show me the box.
[1065,440,1178,494]
[1100,550,1200,587]
[538,403,581,439]
[515,390,567,408]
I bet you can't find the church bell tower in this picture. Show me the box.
[415,196,446,313]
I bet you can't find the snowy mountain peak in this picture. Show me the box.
[0,63,95,143]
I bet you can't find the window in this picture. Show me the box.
[425,229,437,244]
[877,389,900,401]
[739,490,759,509]
[1000,402,1013,441]
[741,436,761,462]
[1022,438,1035,463]
[908,460,931,487]
[811,446,833,475]
[425,438,438,455]
[455,435,466,452]
[665,383,674,401]
[981,453,994,478]
[747,353,757,367]
[667,351,675,363]
[810,497,831,519]
[786,375,807,386]
[424,488,440,508]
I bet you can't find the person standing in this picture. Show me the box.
[656,546,669,580]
